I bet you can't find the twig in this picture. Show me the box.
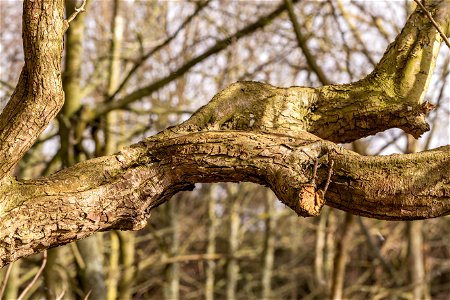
[66,0,87,25]
[55,289,66,300]
[413,0,450,48]
[0,262,13,299]
[17,250,47,300]
[323,160,334,194]
[84,289,92,300]
[71,243,86,269]
[301,149,319,184]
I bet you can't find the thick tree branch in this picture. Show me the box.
[172,80,434,143]
[1,131,449,267]
[0,1,65,180]
[170,1,450,143]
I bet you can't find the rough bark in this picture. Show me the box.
[0,1,65,178]
[1,131,449,266]
[0,0,450,267]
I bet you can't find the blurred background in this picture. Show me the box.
[0,0,449,299]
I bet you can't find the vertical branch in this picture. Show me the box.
[205,185,218,300]
[261,189,277,300]
[226,184,240,300]
[0,0,65,179]
[315,207,330,287]
[406,134,430,299]
[330,213,355,300]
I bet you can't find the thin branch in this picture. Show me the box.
[66,0,87,25]
[0,79,15,91]
[413,0,450,48]
[84,289,92,300]
[357,217,401,287]
[323,160,334,194]
[55,289,66,300]
[108,0,212,101]
[0,262,13,298]
[93,0,300,119]
[285,0,331,85]
[17,250,47,300]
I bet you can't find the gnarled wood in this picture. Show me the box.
[1,131,449,267]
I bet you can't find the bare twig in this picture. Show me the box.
[17,250,47,300]
[312,158,319,184]
[84,289,92,300]
[285,0,331,85]
[0,262,13,298]
[66,0,87,25]
[71,242,86,269]
[55,289,66,300]
[413,0,450,48]
[323,160,334,194]
[301,149,319,184]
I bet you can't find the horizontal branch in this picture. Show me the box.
[173,80,435,143]
[1,131,449,267]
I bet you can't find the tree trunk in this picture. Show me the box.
[205,185,218,300]
[315,206,330,288]
[118,231,136,300]
[261,189,276,299]
[330,213,355,299]
[406,134,430,300]
[226,184,240,300]
[164,200,180,300]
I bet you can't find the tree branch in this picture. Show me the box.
[65,0,87,29]
[89,0,300,120]
[413,0,450,48]
[0,1,65,180]
[1,131,449,267]
[169,0,449,143]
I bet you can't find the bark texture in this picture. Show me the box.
[0,0,450,267]
[0,1,65,177]
[1,131,449,266]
